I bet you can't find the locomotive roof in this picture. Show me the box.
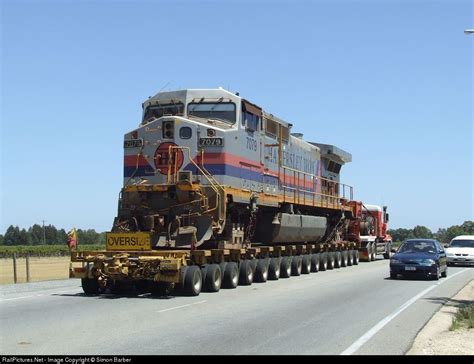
[310,143,352,164]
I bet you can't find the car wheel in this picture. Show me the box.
[441,266,447,278]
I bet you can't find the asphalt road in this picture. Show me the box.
[0,257,472,355]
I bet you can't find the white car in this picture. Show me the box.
[446,235,474,266]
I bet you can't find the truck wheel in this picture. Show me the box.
[341,250,348,267]
[255,258,269,283]
[183,266,202,296]
[353,250,360,265]
[301,255,311,274]
[239,260,254,285]
[347,250,353,266]
[310,253,320,272]
[82,278,100,295]
[334,251,342,268]
[268,257,281,280]
[204,264,221,292]
[291,256,302,276]
[371,245,377,261]
[280,256,292,278]
[319,252,328,271]
[223,262,239,288]
[327,252,335,270]
[383,244,391,259]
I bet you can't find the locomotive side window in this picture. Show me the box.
[143,102,184,123]
[179,126,192,139]
[241,100,262,132]
[265,118,279,138]
[187,102,236,124]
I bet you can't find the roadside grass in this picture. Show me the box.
[0,244,105,258]
[449,304,474,331]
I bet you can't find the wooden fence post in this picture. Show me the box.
[26,254,31,283]
[13,253,17,284]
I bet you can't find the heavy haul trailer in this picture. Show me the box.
[70,88,388,296]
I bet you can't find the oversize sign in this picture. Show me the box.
[106,232,151,251]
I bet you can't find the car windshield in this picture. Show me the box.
[450,239,474,248]
[399,241,437,254]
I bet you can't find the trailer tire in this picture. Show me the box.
[82,278,100,295]
[223,262,239,289]
[353,250,360,265]
[327,252,335,270]
[311,253,320,272]
[291,256,302,276]
[301,255,311,274]
[370,244,377,261]
[280,256,292,278]
[268,257,281,280]
[334,251,342,268]
[204,264,221,292]
[183,265,202,296]
[255,258,269,283]
[341,250,348,267]
[347,250,353,266]
[239,260,254,285]
[383,244,391,259]
[319,252,328,271]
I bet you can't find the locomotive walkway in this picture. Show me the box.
[0,258,472,355]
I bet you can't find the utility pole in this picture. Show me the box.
[42,220,46,245]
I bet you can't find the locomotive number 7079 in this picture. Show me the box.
[246,137,257,151]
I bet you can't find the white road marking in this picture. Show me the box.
[157,300,207,313]
[340,268,469,355]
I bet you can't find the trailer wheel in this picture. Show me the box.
[268,257,281,280]
[383,244,391,259]
[319,252,328,271]
[353,250,360,265]
[334,251,342,268]
[310,253,320,272]
[370,244,377,261]
[239,260,254,285]
[255,258,269,283]
[203,264,222,292]
[280,256,292,278]
[341,250,348,267]
[291,256,302,276]
[223,262,239,289]
[81,278,100,295]
[347,250,353,266]
[301,255,311,274]
[183,265,202,296]
[327,252,335,270]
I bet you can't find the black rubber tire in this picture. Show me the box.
[204,264,221,292]
[291,256,302,276]
[250,258,258,276]
[366,245,372,262]
[371,244,377,261]
[301,255,311,274]
[222,262,239,289]
[353,250,360,265]
[319,252,328,271]
[239,260,254,285]
[347,250,353,266]
[268,257,281,280]
[310,253,320,272]
[334,251,342,268]
[327,252,335,270]
[255,258,269,283]
[82,278,100,295]
[183,265,202,296]
[390,272,397,279]
[432,266,440,281]
[280,256,292,278]
[341,250,348,267]
[383,244,391,259]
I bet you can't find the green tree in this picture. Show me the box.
[28,224,44,245]
[44,224,58,245]
[413,225,433,239]
[443,225,466,245]
[19,228,29,245]
[461,221,474,235]
[4,225,21,245]
[0,234,4,245]
[388,228,414,242]
[56,229,68,245]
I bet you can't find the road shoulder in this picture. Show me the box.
[406,278,474,355]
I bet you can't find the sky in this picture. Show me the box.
[1,0,473,234]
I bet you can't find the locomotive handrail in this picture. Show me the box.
[167,146,225,222]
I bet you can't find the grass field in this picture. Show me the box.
[0,256,71,284]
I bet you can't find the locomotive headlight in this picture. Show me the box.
[207,128,216,137]
[162,121,174,139]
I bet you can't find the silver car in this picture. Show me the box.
[446,235,474,266]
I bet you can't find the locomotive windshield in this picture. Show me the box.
[187,102,236,124]
[143,103,184,123]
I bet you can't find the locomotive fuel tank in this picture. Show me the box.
[255,213,327,244]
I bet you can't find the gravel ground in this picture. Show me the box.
[407,278,474,355]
